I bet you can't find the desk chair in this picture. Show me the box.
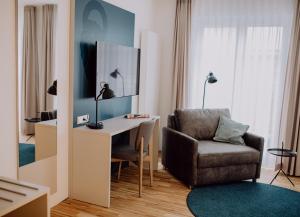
[112,119,156,197]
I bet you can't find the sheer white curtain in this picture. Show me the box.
[188,0,295,168]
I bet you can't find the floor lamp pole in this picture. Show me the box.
[87,88,105,129]
[120,75,125,96]
[202,79,208,109]
[95,98,99,126]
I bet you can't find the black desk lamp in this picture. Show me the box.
[110,68,125,96]
[45,80,57,122]
[87,83,115,129]
[47,80,57,96]
[202,72,217,109]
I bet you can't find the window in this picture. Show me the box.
[189,0,294,168]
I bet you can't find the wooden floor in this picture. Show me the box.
[51,166,300,217]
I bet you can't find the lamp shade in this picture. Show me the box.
[47,80,57,96]
[202,72,218,109]
[207,72,217,83]
[102,83,115,99]
[110,68,120,79]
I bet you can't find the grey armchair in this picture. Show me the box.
[162,109,264,188]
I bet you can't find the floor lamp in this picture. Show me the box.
[202,72,217,109]
[110,68,125,96]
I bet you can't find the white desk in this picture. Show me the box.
[35,119,57,161]
[71,116,160,208]
[0,177,49,217]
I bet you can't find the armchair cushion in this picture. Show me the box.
[197,140,260,168]
[174,108,230,140]
[213,115,249,145]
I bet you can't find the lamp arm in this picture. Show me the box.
[96,98,99,125]
[96,88,105,101]
[202,78,208,109]
[95,87,106,125]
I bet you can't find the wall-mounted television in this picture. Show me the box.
[96,41,140,100]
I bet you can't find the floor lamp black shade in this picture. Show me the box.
[87,83,115,129]
[110,68,125,96]
[47,80,57,96]
[202,72,217,109]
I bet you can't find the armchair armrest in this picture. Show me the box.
[243,132,264,178]
[162,127,198,187]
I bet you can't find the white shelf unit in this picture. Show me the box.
[0,177,49,217]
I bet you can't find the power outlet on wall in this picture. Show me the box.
[77,114,89,125]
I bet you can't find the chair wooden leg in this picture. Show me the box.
[139,137,144,197]
[139,158,143,197]
[149,161,153,187]
[117,161,122,181]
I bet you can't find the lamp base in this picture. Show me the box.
[87,122,104,129]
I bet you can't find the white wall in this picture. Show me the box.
[139,31,161,115]
[0,0,18,179]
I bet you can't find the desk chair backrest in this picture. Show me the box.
[41,110,57,121]
[135,119,156,152]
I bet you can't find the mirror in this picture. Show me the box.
[17,1,58,194]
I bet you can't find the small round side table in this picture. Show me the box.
[267,146,297,186]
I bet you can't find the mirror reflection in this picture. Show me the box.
[18,2,58,194]
[96,42,140,99]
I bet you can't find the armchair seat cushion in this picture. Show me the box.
[197,141,260,168]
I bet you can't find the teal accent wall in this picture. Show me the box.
[74,0,135,127]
